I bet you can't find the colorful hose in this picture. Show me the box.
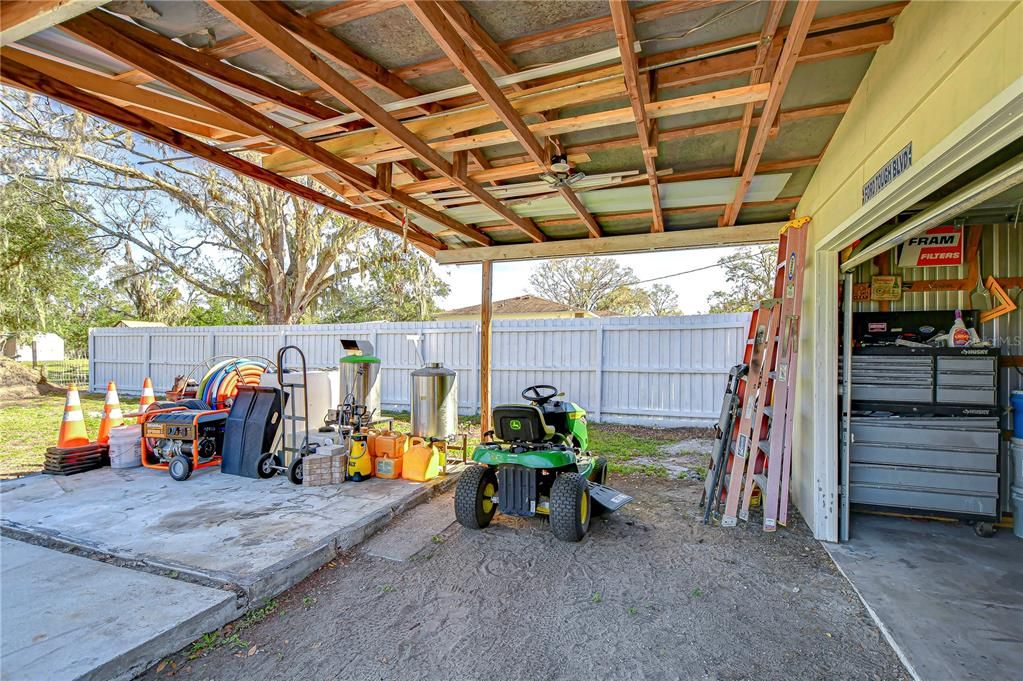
[197,357,268,408]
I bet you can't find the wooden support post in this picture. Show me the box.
[480,260,493,435]
[375,162,392,193]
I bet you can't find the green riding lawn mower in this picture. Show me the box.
[455,385,633,542]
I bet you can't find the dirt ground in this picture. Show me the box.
[139,477,906,681]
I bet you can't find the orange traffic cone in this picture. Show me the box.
[57,383,90,448]
[139,377,156,413]
[97,381,124,444]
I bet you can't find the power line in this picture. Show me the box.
[632,261,723,286]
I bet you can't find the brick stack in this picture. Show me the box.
[302,447,348,486]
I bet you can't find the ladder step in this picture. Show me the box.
[753,473,768,490]
[763,405,773,418]
[758,439,770,455]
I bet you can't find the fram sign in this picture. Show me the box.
[863,143,912,204]
[897,225,964,268]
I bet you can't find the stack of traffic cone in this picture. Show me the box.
[45,384,107,476]
[139,377,156,413]
[97,381,124,444]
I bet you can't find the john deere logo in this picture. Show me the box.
[509,419,522,430]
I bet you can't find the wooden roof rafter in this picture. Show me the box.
[405,0,602,239]
[609,0,663,234]
[733,0,786,175]
[0,55,443,254]
[722,0,820,227]
[61,11,483,247]
[205,0,534,244]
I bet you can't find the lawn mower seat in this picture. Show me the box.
[493,405,555,443]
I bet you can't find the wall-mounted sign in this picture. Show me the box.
[862,142,912,205]
[897,225,964,268]
[871,275,902,301]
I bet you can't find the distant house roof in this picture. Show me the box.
[116,320,167,328]
[438,295,595,318]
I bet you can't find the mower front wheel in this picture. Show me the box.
[455,465,498,530]
[550,472,591,542]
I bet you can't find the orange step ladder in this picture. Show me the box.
[715,217,810,529]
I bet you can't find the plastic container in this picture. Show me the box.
[1012,486,1023,540]
[361,428,380,459]
[402,437,440,482]
[1010,438,1023,488]
[108,425,142,468]
[376,431,408,459]
[375,455,402,479]
[1011,391,1023,438]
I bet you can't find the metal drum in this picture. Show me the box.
[410,362,458,440]
[340,355,381,417]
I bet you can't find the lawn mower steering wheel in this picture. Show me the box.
[522,384,559,405]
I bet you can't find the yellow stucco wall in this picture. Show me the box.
[791,1,1023,532]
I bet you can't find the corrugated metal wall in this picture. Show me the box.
[89,314,752,427]
[851,222,1023,409]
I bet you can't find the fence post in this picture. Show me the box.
[88,329,96,392]
[592,322,604,422]
[207,330,216,361]
[144,332,153,382]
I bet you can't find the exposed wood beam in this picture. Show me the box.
[0,0,105,46]
[62,12,487,247]
[609,0,663,233]
[0,55,443,253]
[254,0,440,115]
[264,74,627,176]
[436,1,519,81]
[277,82,771,172]
[406,0,600,238]
[312,172,405,227]
[645,1,906,69]
[0,46,258,138]
[82,9,342,122]
[210,0,539,243]
[202,0,405,60]
[489,101,847,166]
[734,1,785,175]
[436,198,801,237]
[656,22,895,90]
[615,156,821,189]
[394,0,723,83]
[436,222,784,265]
[400,154,591,194]
[722,0,819,226]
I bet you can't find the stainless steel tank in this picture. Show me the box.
[410,362,458,439]
[339,355,381,417]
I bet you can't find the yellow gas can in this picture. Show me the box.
[402,437,440,482]
[347,434,372,481]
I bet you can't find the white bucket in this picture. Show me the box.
[1011,438,1023,488]
[1012,485,1023,540]
[108,425,142,469]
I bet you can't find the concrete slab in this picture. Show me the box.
[0,537,237,681]
[825,514,1023,681]
[364,491,455,561]
[1,466,460,604]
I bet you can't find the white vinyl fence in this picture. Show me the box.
[89,314,751,427]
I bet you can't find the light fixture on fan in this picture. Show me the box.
[538,154,585,188]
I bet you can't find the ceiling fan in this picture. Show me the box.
[538,154,585,188]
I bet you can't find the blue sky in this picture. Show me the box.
[436,246,738,314]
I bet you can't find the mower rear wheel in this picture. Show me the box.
[287,456,304,485]
[455,465,498,530]
[168,454,192,482]
[589,457,611,516]
[550,473,591,542]
[257,452,278,479]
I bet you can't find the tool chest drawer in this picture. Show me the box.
[936,356,996,373]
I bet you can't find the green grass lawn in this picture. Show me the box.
[0,392,109,478]
[0,399,699,480]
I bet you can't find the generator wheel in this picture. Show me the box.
[550,472,591,542]
[287,456,304,485]
[168,454,192,482]
[256,452,278,479]
[455,465,498,530]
